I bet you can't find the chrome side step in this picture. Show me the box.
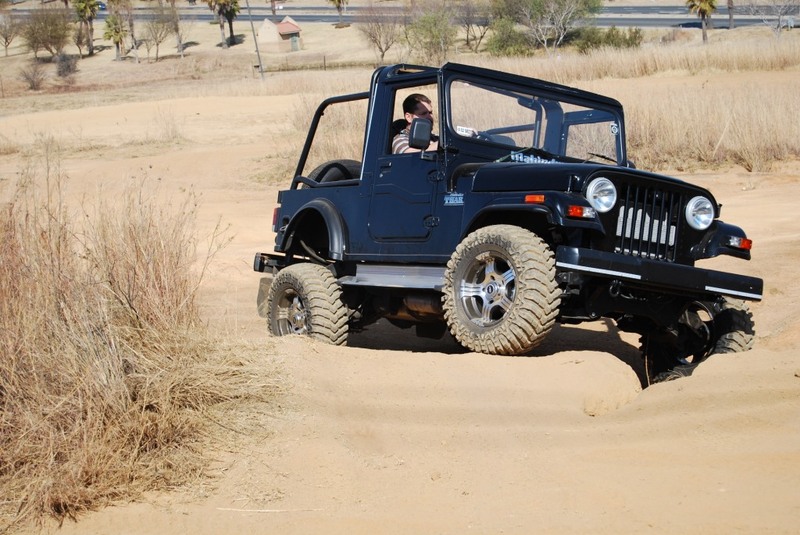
[339,264,445,290]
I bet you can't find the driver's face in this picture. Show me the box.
[406,102,434,125]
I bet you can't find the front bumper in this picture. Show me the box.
[555,246,763,301]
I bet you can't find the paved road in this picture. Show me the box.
[10,3,774,29]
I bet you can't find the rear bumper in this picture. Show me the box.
[555,246,763,301]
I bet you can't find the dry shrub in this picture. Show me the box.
[0,137,274,530]
[19,61,47,91]
[0,134,20,156]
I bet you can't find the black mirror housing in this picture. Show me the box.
[408,118,433,150]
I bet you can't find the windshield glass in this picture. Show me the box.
[448,79,622,164]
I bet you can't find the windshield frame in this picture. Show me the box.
[444,73,627,166]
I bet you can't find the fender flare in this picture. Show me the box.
[281,198,348,261]
[695,221,751,260]
[463,193,605,240]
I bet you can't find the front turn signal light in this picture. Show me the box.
[525,194,546,204]
[567,205,597,219]
[727,236,753,251]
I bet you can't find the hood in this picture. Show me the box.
[469,161,711,198]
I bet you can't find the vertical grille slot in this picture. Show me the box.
[615,183,679,261]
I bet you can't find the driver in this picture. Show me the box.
[391,93,439,154]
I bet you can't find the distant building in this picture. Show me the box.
[257,16,303,53]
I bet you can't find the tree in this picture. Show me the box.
[0,11,20,57]
[747,0,800,35]
[72,0,99,56]
[329,0,348,26]
[159,0,185,58]
[20,6,73,59]
[356,1,402,62]
[686,0,717,43]
[485,16,533,55]
[456,0,491,52]
[727,0,735,28]
[519,0,600,55]
[174,15,193,57]
[111,0,140,63]
[405,5,457,65]
[73,19,88,56]
[206,0,240,48]
[143,5,173,61]
[103,13,127,60]
[493,0,600,55]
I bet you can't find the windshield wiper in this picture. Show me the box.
[584,152,617,164]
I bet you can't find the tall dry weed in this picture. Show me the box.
[0,137,275,531]
[621,81,800,172]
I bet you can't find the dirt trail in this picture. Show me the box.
[3,85,798,535]
[42,336,800,534]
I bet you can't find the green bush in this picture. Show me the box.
[574,26,643,54]
[486,17,532,56]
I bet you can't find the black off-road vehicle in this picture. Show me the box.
[254,63,762,381]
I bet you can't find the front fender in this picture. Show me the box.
[464,192,606,238]
[693,221,752,260]
[280,198,348,260]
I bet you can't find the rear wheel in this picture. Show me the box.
[266,263,348,345]
[442,225,560,355]
[642,297,755,383]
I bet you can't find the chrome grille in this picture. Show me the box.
[614,183,680,261]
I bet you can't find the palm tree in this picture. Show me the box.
[686,0,717,43]
[329,0,348,26]
[72,0,99,56]
[103,13,126,60]
[206,0,240,48]
[727,0,734,29]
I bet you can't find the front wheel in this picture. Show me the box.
[266,263,348,345]
[642,297,755,382]
[442,225,560,355]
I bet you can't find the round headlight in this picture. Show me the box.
[685,196,715,230]
[585,177,617,213]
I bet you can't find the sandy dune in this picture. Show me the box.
[1,29,799,534]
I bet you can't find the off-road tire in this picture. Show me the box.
[442,225,560,355]
[711,298,755,354]
[266,263,348,345]
[643,297,755,383]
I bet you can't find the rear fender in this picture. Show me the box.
[281,199,347,261]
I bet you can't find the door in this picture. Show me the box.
[367,153,439,241]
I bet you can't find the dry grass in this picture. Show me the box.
[0,136,277,531]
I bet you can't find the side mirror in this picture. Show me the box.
[408,118,433,150]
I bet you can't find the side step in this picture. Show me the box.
[339,264,445,290]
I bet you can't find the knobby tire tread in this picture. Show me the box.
[442,225,560,355]
[266,263,348,345]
